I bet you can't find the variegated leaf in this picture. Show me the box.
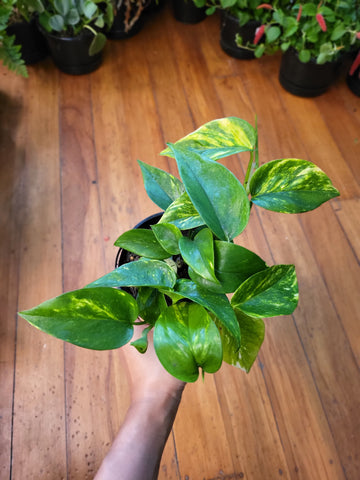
[159,191,205,230]
[138,160,185,209]
[114,229,170,259]
[151,223,183,255]
[161,117,256,160]
[170,144,250,241]
[250,158,340,213]
[214,309,265,373]
[154,302,222,382]
[174,279,241,348]
[179,228,219,284]
[231,264,298,317]
[86,258,177,289]
[19,287,137,350]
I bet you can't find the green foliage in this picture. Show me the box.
[0,0,28,76]
[235,0,360,63]
[18,116,340,382]
[29,0,114,55]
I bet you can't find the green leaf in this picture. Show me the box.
[159,191,205,230]
[170,145,250,241]
[88,32,106,56]
[214,241,267,293]
[151,223,182,255]
[266,26,281,43]
[66,8,80,25]
[54,0,70,16]
[250,159,340,213]
[153,303,222,382]
[174,279,241,349]
[86,258,177,289]
[19,287,137,350]
[138,160,185,210]
[83,0,97,18]
[49,14,64,31]
[231,265,298,317]
[214,309,265,372]
[161,117,256,160]
[298,50,311,63]
[330,24,346,41]
[136,287,167,325]
[179,228,219,284]
[114,229,170,259]
[131,325,152,353]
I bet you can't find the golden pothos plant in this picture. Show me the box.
[19,117,339,382]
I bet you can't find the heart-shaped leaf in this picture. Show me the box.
[214,309,265,372]
[153,302,222,382]
[86,258,177,289]
[138,160,185,210]
[250,159,340,213]
[231,265,298,317]
[19,287,137,350]
[161,117,256,160]
[159,191,205,230]
[214,241,268,292]
[114,229,170,259]
[170,144,250,241]
[174,279,241,349]
[179,228,219,284]
[88,32,106,56]
[151,223,182,255]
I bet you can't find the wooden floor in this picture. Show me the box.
[1,5,359,479]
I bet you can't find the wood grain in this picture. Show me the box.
[1,5,359,479]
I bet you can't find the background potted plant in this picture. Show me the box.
[197,0,285,59]
[19,117,339,382]
[107,0,148,39]
[31,0,114,74]
[0,0,28,76]
[0,0,48,75]
[173,0,207,25]
[236,0,360,96]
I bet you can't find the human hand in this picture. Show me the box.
[121,324,186,404]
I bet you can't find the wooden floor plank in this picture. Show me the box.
[0,70,26,480]
[332,197,360,262]
[11,63,68,479]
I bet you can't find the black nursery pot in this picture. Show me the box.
[115,212,163,298]
[42,28,103,75]
[279,49,340,97]
[107,2,146,39]
[346,67,360,97]
[115,212,163,269]
[7,18,48,64]
[173,0,206,24]
[220,12,259,60]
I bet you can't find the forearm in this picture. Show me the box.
[95,391,183,480]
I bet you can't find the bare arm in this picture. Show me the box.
[94,326,186,480]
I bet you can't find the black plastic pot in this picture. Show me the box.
[115,212,163,298]
[173,0,206,24]
[41,27,104,75]
[346,67,360,97]
[279,49,340,97]
[7,18,48,64]
[107,1,146,39]
[220,12,259,60]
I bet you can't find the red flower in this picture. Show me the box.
[356,32,360,40]
[316,13,327,32]
[296,4,302,22]
[349,50,360,76]
[254,25,266,45]
[256,3,273,9]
